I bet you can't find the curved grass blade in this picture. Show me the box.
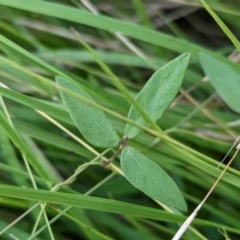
[121,146,187,212]
[56,76,120,148]
[199,53,240,113]
[0,0,235,62]
[0,1,240,79]
[125,53,190,138]
[0,111,52,182]
[0,184,239,235]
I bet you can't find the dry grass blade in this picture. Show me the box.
[172,138,240,240]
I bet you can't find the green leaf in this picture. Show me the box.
[56,76,120,148]
[125,53,190,138]
[199,53,240,113]
[120,146,187,212]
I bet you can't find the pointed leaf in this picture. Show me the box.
[125,53,190,138]
[56,76,120,147]
[199,53,240,113]
[121,146,187,211]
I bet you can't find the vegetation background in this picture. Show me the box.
[0,0,239,239]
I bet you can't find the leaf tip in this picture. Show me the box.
[176,200,188,212]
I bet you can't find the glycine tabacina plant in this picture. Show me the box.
[56,52,190,212]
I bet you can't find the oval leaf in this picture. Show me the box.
[121,146,187,211]
[125,53,190,138]
[56,76,120,147]
[199,53,240,113]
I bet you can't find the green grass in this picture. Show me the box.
[0,1,240,239]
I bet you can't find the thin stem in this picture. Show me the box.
[23,155,54,240]
[28,172,116,240]
[172,147,240,240]
[102,136,129,166]
[31,151,106,236]
[0,203,41,236]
